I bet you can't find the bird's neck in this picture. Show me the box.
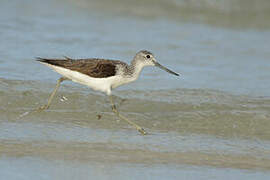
[128,60,145,79]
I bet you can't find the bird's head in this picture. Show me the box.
[134,50,179,76]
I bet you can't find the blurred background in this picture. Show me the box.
[0,0,270,179]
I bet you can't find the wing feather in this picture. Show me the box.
[37,57,125,78]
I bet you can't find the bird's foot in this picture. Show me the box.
[36,105,49,112]
[18,104,49,119]
[137,127,148,135]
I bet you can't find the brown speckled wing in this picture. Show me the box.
[37,57,124,78]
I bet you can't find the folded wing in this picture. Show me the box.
[37,57,124,78]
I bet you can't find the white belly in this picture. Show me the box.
[43,63,134,95]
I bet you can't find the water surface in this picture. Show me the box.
[0,0,270,179]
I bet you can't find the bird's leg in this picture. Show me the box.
[109,95,147,135]
[19,77,68,118]
[36,77,68,112]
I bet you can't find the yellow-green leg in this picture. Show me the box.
[19,77,68,118]
[110,95,147,135]
[36,77,68,112]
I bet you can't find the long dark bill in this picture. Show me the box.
[154,62,179,76]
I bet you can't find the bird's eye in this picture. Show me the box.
[146,55,151,59]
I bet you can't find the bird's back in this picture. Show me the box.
[37,57,126,78]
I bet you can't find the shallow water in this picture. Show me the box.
[1,0,270,179]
